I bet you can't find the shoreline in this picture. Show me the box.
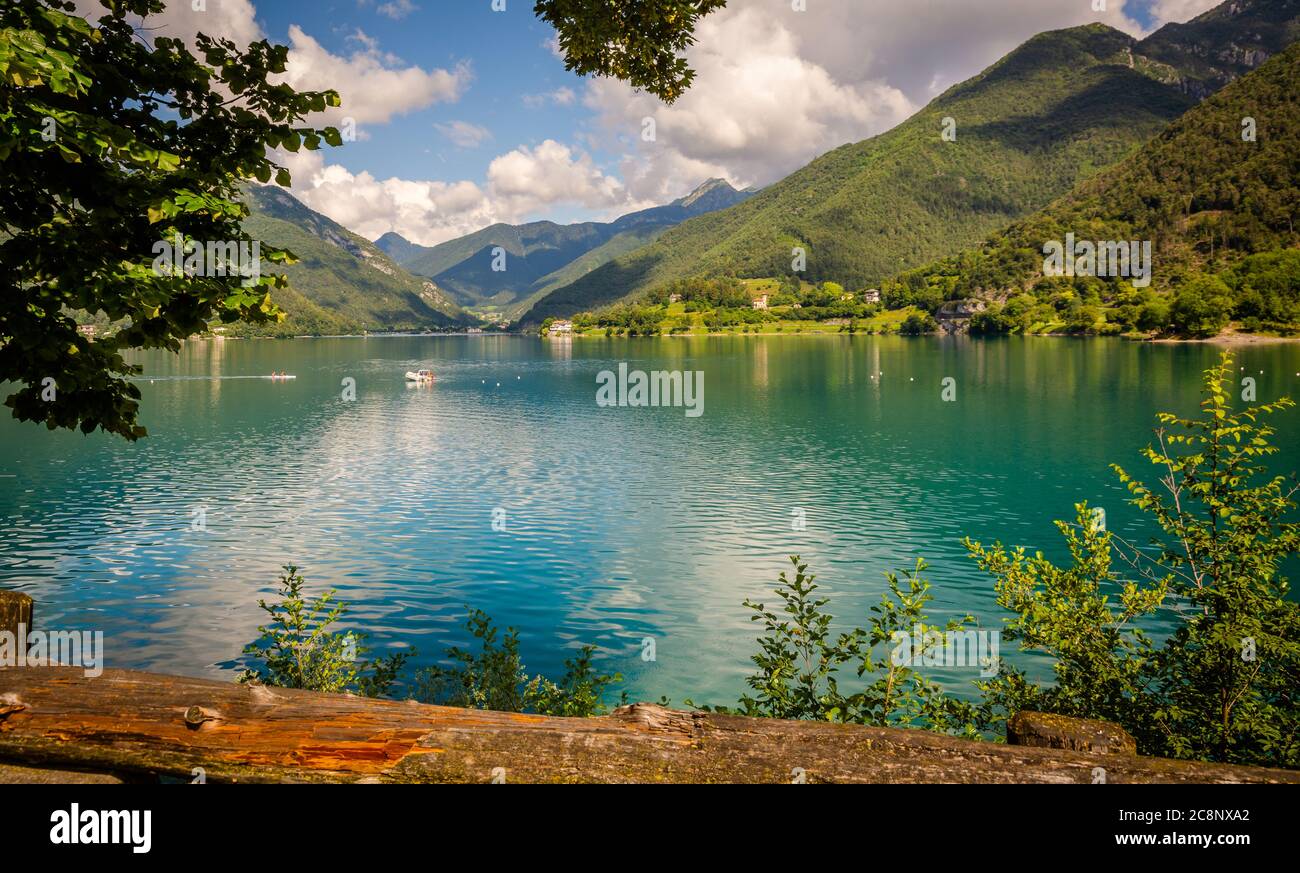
[195,328,1300,344]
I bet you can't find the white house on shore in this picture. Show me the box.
[547,319,574,335]
[752,295,769,311]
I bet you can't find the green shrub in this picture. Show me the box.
[899,312,939,335]
[964,503,1166,740]
[412,609,621,717]
[1114,353,1300,765]
[734,556,980,734]
[238,566,411,697]
[967,353,1300,767]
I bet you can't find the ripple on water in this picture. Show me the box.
[1,335,1297,702]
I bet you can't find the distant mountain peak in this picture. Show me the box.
[678,178,739,208]
[518,0,1300,325]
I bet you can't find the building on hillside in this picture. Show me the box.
[77,324,96,339]
[668,293,682,304]
[547,319,574,335]
[752,295,769,311]
[862,289,881,304]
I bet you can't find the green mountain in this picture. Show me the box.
[520,0,1296,325]
[1136,0,1300,97]
[237,186,470,336]
[884,37,1300,334]
[376,178,753,319]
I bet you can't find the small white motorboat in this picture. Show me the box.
[405,369,435,383]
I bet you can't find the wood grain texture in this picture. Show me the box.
[1,667,1296,784]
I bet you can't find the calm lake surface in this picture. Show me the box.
[2,335,1298,704]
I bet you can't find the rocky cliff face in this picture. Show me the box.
[1134,0,1299,97]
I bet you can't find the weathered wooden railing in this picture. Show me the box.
[1,589,1296,784]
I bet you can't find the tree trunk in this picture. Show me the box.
[1,667,1296,783]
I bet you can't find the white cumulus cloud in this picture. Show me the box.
[279,140,628,246]
[74,2,466,129]
[1150,0,1223,27]
[486,140,626,219]
[436,120,494,148]
[280,26,469,126]
[581,0,1151,203]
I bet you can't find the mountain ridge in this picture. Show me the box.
[235,186,471,336]
[376,178,755,319]
[883,36,1300,333]
[518,0,1298,325]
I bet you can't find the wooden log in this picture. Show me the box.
[0,667,1296,784]
[1007,711,1138,755]
[0,763,123,784]
[0,590,33,640]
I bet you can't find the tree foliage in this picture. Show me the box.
[534,0,726,103]
[3,0,726,439]
[1,0,345,438]
[968,353,1300,767]
[888,40,1300,336]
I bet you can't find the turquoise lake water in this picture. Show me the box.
[1,335,1297,704]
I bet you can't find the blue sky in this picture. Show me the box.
[157,0,1215,245]
[256,1,592,186]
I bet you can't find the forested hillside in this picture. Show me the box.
[521,0,1297,325]
[378,178,752,319]
[236,187,470,336]
[885,39,1300,337]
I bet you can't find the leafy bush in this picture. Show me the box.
[964,504,1166,739]
[899,312,939,335]
[735,556,980,733]
[412,609,620,717]
[1114,353,1299,765]
[238,566,411,697]
[724,353,1300,769]
[968,353,1300,767]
